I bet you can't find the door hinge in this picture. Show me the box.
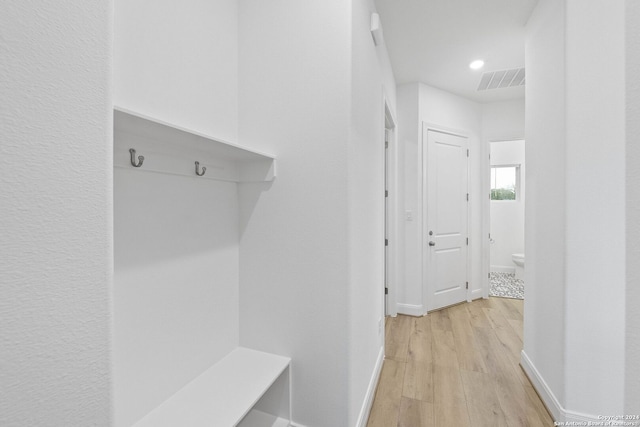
[466,237,469,245]
[385,190,388,197]
[385,140,389,149]
[385,287,389,295]
[466,282,469,290]
[488,273,491,279]
[466,193,469,201]
[467,149,469,157]
[385,239,388,246]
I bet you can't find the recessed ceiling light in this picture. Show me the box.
[469,60,485,70]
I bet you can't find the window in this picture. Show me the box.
[491,166,519,200]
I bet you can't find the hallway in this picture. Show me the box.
[367,298,554,426]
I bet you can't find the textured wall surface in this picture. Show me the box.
[0,1,113,426]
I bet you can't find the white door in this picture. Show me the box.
[424,129,469,311]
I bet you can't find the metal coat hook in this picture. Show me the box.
[195,161,206,177]
[129,148,144,167]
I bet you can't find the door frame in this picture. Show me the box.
[384,96,398,317]
[422,123,472,312]
[481,135,525,299]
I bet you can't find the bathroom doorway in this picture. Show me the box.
[488,140,525,299]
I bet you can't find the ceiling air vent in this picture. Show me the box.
[477,67,525,91]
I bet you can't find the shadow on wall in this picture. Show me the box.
[238,180,274,237]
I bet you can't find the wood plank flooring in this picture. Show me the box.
[367,298,554,427]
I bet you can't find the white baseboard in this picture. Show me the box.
[520,350,563,422]
[397,303,424,316]
[564,409,603,424]
[356,347,384,427]
[520,350,603,425]
[491,265,516,274]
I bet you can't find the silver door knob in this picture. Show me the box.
[429,241,436,246]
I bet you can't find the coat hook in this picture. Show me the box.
[129,148,144,167]
[195,161,206,176]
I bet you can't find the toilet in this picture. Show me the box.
[512,253,525,280]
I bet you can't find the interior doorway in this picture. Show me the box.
[488,140,525,300]
[384,101,397,317]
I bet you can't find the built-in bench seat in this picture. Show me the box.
[133,347,291,427]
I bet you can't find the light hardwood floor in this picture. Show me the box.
[367,297,554,427]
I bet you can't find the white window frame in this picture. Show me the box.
[490,164,521,202]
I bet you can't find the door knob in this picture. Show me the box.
[429,241,436,246]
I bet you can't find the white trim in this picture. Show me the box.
[564,410,602,424]
[356,347,385,427]
[397,303,425,317]
[481,136,491,299]
[289,422,311,427]
[470,288,484,300]
[465,138,472,304]
[384,94,399,317]
[521,351,605,424]
[490,265,516,274]
[520,350,562,422]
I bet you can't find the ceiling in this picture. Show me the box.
[373,0,539,103]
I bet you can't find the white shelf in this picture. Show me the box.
[133,347,290,427]
[114,107,276,182]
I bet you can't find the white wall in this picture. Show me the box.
[396,84,421,312]
[239,1,396,425]
[523,0,567,413]
[482,100,525,280]
[238,2,351,426]
[115,2,395,425]
[113,173,239,426]
[114,0,238,141]
[0,1,113,425]
[489,140,525,271]
[113,1,241,424]
[348,0,397,425]
[482,99,525,142]
[399,83,482,313]
[626,0,640,415]
[524,0,627,420]
[564,0,625,414]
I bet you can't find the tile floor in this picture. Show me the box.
[489,272,524,300]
